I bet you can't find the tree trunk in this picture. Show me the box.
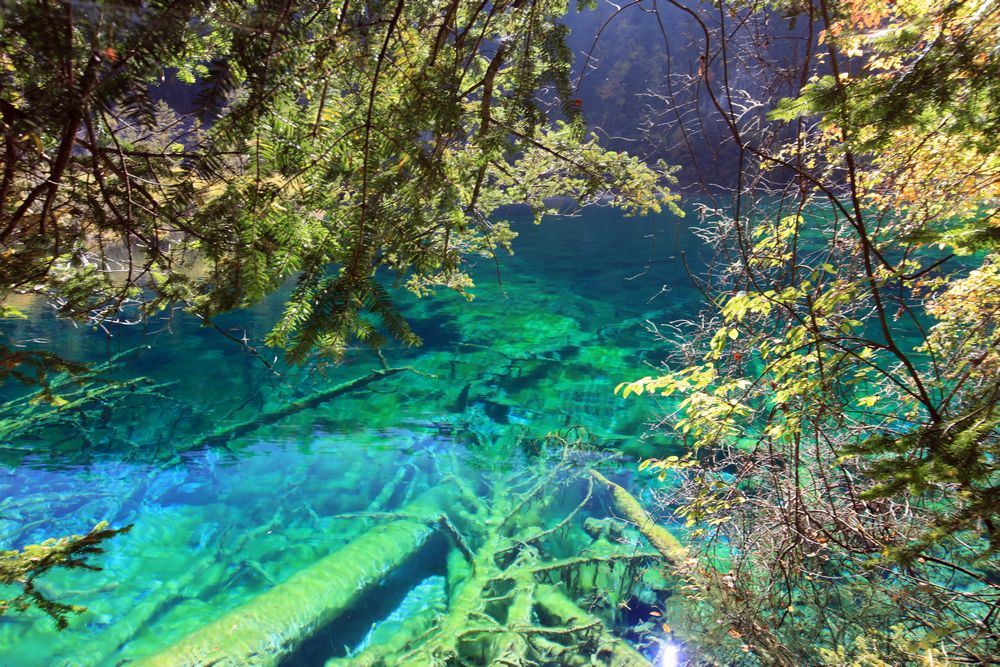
[134,489,450,667]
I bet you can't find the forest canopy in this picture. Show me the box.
[0,0,677,376]
[2,0,999,664]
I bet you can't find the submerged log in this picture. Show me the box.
[189,366,413,449]
[589,471,799,665]
[589,470,687,564]
[134,490,449,667]
[0,344,148,415]
[534,585,651,667]
[323,576,446,667]
[489,560,536,666]
[0,377,167,442]
[390,468,658,667]
[136,462,662,667]
[395,531,502,666]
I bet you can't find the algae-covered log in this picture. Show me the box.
[138,458,664,667]
[589,470,799,665]
[324,576,446,667]
[488,560,536,666]
[134,493,447,667]
[394,531,502,665]
[190,366,413,449]
[589,470,687,564]
[387,465,659,667]
[0,376,170,442]
[535,585,651,667]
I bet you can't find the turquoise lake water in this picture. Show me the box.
[0,206,707,666]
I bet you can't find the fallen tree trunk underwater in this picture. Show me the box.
[535,585,651,667]
[588,470,688,564]
[189,366,416,449]
[132,445,683,667]
[134,488,451,667]
[589,470,801,665]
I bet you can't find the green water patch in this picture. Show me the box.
[0,208,701,664]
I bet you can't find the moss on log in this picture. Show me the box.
[323,578,446,667]
[133,491,448,667]
[488,563,535,666]
[589,470,687,564]
[190,366,413,449]
[135,463,665,667]
[395,531,502,665]
[534,585,652,667]
[0,377,164,442]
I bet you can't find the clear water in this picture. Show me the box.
[0,206,705,665]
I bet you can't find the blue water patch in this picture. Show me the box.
[0,206,704,665]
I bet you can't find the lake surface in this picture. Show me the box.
[0,206,706,666]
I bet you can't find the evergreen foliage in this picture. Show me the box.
[0,0,677,367]
[0,522,132,629]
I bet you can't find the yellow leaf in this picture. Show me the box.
[661,622,672,633]
[638,459,653,471]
